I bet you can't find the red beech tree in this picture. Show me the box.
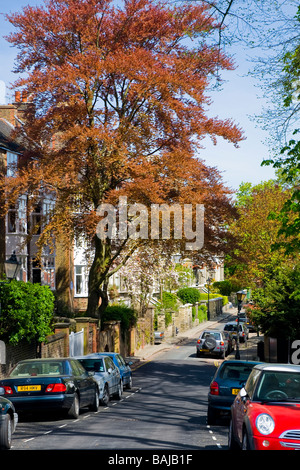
[3,0,243,318]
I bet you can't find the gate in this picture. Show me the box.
[69,329,84,357]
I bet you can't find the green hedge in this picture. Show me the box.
[0,280,55,345]
[177,287,201,304]
[102,304,137,333]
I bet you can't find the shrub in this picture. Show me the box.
[0,280,55,345]
[102,304,137,333]
[177,287,201,304]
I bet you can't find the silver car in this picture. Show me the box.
[196,329,229,358]
[223,321,249,343]
[76,355,122,405]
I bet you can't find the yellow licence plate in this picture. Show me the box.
[232,388,240,395]
[17,385,41,392]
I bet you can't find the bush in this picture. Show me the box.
[0,280,55,345]
[102,304,137,333]
[177,287,201,304]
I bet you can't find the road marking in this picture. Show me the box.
[24,438,35,442]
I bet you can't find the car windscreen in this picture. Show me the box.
[202,332,221,340]
[10,361,65,377]
[256,371,300,401]
[78,359,105,373]
[219,363,255,381]
[224,324,237,331]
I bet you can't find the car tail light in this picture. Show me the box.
[45,383,67,393]
[4,386,13,395]
[210,381,219,395]
[197,339,201,344]
[220,341,224,346]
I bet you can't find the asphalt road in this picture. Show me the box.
[10,333,229,453]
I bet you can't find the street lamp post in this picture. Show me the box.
[0,252,21,315]
[4,251,21,281]
[206,276,213,321]
[235,289,247,360]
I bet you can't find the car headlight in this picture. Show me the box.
[256,413,275,435]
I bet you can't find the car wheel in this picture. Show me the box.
[242,431,250,450]
[207,406,217,425]
[100,384,110,406]
[0,414,12,450]
[89,388,99,412]
[126,375,132,390]
[68,392,80,419]
[114,381,123,400]
[228,419,240,450]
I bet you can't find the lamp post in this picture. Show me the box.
[206,276,213,321]
[235,289,247,360]
[4,251,21,281]
[0,252,21,316]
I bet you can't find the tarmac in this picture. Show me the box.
[127,307,263,370]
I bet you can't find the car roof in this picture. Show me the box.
[253,363,300,373]
[201,329,221,333]
[220,360,261,366]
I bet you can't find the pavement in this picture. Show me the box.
[127,307,263,370]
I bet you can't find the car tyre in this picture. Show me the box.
[242,430,250,450]
[100,384,109,406]
[207,406,217,425]
[114,381,123,400]
[126,375,132,390]
[0,414,12,450]
[89,388,99,412]
[68,392,80,419]
[228,419,240,450]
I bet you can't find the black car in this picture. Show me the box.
[0,389,18,449]
[0,358,99,419]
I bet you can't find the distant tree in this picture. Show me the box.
[227,181,295,287]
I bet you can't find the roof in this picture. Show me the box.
[0,118,23,153]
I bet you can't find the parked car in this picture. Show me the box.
[76,354,122,405]
[207,360,261,424]
[0,388,18,449]
[196,329,229,358]
[229,363,300,450]
[96,352,133,390]
[154,331,164,343]
[224,321,248,343]
[236,313,256,333]
[0,358,99,419]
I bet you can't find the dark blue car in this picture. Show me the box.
[90,353,133,390]
[207,360,261,424]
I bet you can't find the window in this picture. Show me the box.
[7,196,27,234]
[31,202,42,235]
[75,265,88,296]
[6,151,18,177]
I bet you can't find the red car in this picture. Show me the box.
[229,363,300,450]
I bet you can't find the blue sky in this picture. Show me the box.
[0,0,276,192]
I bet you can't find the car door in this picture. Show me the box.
[70,360,93,406]
[104,357,119,393]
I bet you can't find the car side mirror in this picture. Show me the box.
[108,367,113,374]
[240,387,248,402]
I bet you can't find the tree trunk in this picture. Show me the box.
[86,236,111,321]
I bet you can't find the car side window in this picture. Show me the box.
[245,369,261,398]
[71,360,86,376]
[117,355,125,366]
